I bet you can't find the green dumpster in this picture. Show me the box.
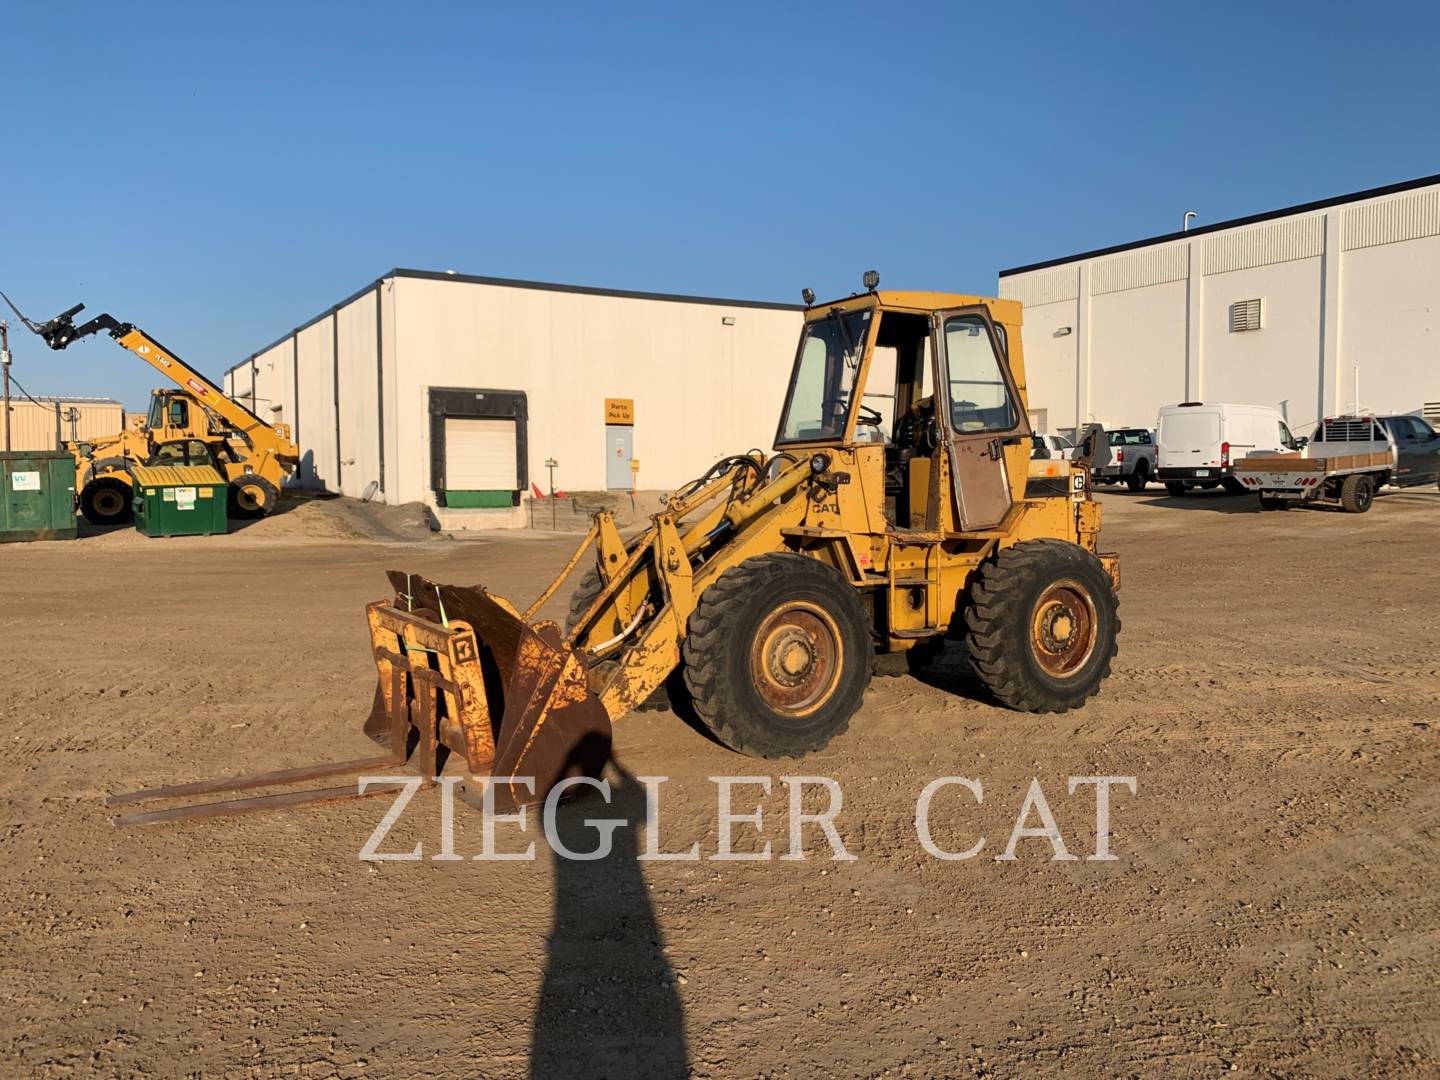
[1,450,77,543]
[132,465,228,538]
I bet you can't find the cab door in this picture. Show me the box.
[933,308,1029,530]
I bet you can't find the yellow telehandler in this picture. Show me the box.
[2,294,299,524]
[109,275,1120,826]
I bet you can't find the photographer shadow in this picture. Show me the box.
[530,762,689,1079]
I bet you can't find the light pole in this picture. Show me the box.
[1182,210,1197,232]
[1,319,10,452]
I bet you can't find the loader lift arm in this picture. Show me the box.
[0,292,298,467]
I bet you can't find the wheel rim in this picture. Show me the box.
[1028,579,1098,678]
[1357,481,1372,510]
[748,601,844,718]
[94,489,125,517]
[236,484,266,512]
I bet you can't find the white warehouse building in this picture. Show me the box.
[223,269,803,521]
[998,173,1440,437]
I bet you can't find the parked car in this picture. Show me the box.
[1030,433,1076,460]
[1156,402,1299,495]
[1379,415,1440,488]
[1093,428,1157,491]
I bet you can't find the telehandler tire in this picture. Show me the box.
[1339,473,1374,513]
[80,476,134,526]
[683,553,871,757]
[228,475,278,519]
[963,540,1119,713]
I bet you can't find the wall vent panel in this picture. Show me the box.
[999,266,1079,308]
[1091,244,1187,295]
[1343,188,1440,251]
[1204,216,1323,275]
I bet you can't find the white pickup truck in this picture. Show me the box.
[1234,415,1398,513]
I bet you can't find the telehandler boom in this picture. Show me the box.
[108,276,1121,826]
[1,293,299,523]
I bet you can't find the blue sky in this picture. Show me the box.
[3,1,1436,409]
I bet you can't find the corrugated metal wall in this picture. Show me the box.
[1001,178,1440,431]
[2,399,125,450]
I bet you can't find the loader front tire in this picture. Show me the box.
[963,540,1119,713]
[565,567,612,637]
[683,553,871,758]
[228,475,278,519]
[80,476,134,526]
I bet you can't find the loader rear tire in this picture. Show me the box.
[963,540,1119,713]
[1339,473,1374,513]
[682,553,871,757]
[80,476,134,526]
[228,475,278,519]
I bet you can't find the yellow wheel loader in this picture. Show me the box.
[108,275,1120,826]
[2,294,299,525]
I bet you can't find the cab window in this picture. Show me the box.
[942,316,1017,433]
[777,309,872,443]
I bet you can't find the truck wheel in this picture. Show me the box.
[1221,477,1247,496]
[228,476,278,519]
[963,540,1119,713]
[80,477,134,525]
[1164,480,1188,496]
[1126,462,1150,492]
[1340,474,1374,513]
[1258,495,1290,511]
[682,553,872,757]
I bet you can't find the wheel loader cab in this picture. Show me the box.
[775,293,1032,534]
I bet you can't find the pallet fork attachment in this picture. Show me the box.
[107,572,612,826]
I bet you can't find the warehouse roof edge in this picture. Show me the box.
[999,171,1440,278]
[225,268,804,378]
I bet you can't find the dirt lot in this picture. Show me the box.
[2,487,1438,1078]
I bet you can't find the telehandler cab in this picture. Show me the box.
[108,275,1120,826]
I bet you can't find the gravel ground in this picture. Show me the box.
[2,486,1437,1078]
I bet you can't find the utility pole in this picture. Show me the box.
[1,319,11,452]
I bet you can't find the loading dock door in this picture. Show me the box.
[444,417,518,506]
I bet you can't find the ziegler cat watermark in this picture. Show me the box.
[357,774,1136,863]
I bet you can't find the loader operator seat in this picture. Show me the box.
[886,394,939,506]
[894,395,939,455]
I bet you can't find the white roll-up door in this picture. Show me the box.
[444,417,518,489]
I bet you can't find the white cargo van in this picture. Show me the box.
[1155,402,1299,495]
